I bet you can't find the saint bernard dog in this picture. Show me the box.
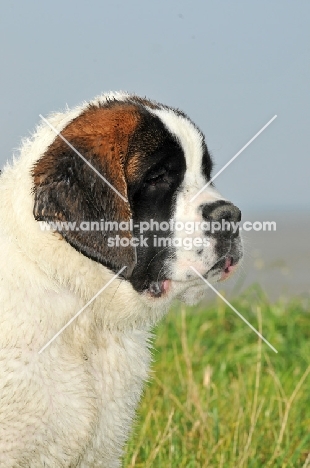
[0,92,242,467]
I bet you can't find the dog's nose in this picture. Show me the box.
[202,201,241,237]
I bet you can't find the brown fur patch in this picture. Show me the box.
[34,103,141,216]
[32,102,144,271]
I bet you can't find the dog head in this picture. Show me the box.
[32,93,243,305]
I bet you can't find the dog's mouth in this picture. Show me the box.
[145,255,241,299]
[221,255,241,280]
[224,256,234,272]
[147,279,171,298]
[209,255,239,281]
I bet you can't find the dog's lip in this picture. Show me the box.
[147,279,171,298]
[218,255,238,281]
[145,255,240,297]
[146,277,202,298]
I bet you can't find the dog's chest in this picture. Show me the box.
[75,330,152,466]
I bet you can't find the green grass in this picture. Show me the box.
[123,286,310,468]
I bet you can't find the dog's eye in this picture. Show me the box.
[145,169,168,186]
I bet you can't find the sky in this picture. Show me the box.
[1,0,309,213]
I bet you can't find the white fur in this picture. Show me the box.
[0,94,237,466]
[149,107,230,303]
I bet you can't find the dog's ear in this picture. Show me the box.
[32,104,140,275]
